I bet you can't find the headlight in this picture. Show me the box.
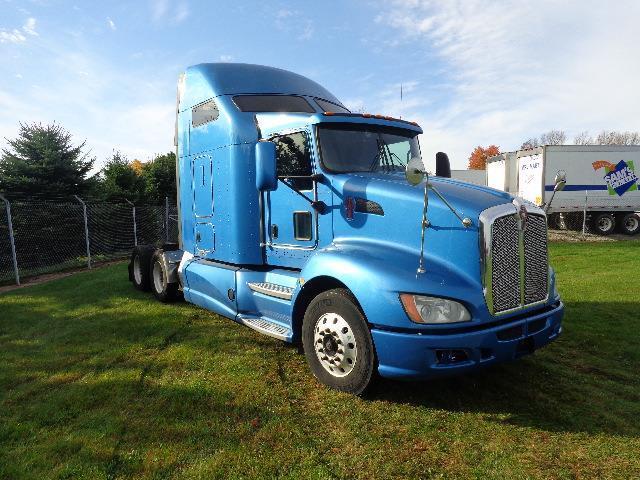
[400,294,471,324]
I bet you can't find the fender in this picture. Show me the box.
[293,239,488,332]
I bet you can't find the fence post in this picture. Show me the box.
[74,195,91,269]
[125,199,137,246]
[0,194,20,285]
[582,189,588,235]
[165,196,169,243]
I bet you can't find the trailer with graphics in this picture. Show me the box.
[487,145,640,235]
[128,63,564,394]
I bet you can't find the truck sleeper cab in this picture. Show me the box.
[129,63,564,394]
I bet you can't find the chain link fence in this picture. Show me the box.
[0,196,178,285]
[547,192,640,240]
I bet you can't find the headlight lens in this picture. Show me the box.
[400,294,471,324]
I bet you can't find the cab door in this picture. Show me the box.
[192,154,214,256]
[264,131,318,267]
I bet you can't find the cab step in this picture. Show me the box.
[238,314,292,341]
[247,282,294,300]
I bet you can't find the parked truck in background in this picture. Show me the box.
[129,63,564,394]
[451,169,487,186]
[487,146,640,235]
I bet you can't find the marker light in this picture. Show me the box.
[400,294,471,324]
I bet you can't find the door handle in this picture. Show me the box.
[271,224,279,239]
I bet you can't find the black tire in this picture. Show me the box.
[302,288,376,395]
[592,212,616,235]
[129,245,155,291]
[150,249,180,303]
[620,213,640,235]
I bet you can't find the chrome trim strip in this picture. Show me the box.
[248,282,294,300]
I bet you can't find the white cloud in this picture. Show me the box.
[175,2,189,23]
[0,17,37,44]
[377,0,640,169]
[106,17,116,31]
[23,18,37,36]
[219,54,233,62]
[0,29,26,44]
[298,20,313,41]
[274,9,313,41]
[152,0,169,21]
[152,0,189,24]
[0,39,176,170]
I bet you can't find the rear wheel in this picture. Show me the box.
[150,250,180,303]
[302,288,376,395]
[620,213,640,235]
[592,213,616,235]
[129,245,155,291]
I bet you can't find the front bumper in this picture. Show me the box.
[371,301,564,380]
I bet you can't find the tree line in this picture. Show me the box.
[468,129,640,170]
[0,122,176,204]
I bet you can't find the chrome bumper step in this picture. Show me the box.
[238,314,291,341]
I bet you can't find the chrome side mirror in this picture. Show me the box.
[554,170,567,192]
[405,157,425,186]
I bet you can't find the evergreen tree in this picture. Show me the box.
[0,122,96,197]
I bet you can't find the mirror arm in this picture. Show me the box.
[278,177,327,213]
[428,185,473,227]
[417,178,429,274]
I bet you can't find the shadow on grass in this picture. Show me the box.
[369,300,640,438]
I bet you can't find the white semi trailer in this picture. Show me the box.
[450,169,486,186]
[487,145,640,235]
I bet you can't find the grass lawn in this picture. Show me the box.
[1,242,639,479]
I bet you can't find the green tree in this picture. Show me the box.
[98,151,145,202]
[142,152,176,204]
[0,122,95,197]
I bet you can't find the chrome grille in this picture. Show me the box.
[491,215,521,312]
[480,201,549,315]
[523,214,548,304]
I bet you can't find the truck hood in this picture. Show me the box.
[329,171,513,282]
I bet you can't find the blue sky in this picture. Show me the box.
[2,0,640,171]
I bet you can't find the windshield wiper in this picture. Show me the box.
[367,139,385,172]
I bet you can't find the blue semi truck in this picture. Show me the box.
[129,63,565,394]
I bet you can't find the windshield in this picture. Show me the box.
[318,124,421,173]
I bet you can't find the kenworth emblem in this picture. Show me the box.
[519,204,528,231]
[344,196,355,221]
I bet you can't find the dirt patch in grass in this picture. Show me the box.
[0,259,126,295]
[548,229,634,242]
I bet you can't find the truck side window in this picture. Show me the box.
[192,99,219,127]
[273,132,313,191]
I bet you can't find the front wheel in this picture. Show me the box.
[302,289,376,395]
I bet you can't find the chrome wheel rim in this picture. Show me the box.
[625,216,639,232]
[133,255,142,284]
[313,313,357,377]
[597,216,613,232]
[152,260,165,293]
